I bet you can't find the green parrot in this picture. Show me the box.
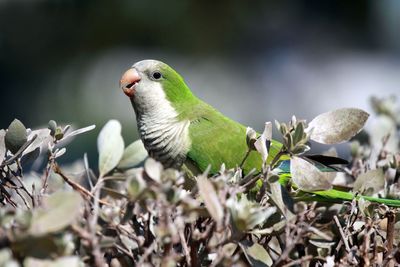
[120,59,400,207]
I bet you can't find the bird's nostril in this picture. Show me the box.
[125,82,135,89]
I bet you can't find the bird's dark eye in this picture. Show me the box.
[152,71,162,80]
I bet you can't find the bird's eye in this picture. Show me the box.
[152,71,162,80]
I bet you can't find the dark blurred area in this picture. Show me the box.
[1,0,400,162]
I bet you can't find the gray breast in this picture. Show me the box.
[137,116,190,169]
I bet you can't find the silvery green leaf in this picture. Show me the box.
[228,195,276,231]
[117,139,148,170]
[0,130,6,166]
[307,108,369,144]
[197,175,224,224]
[269,181,295,220]
[120,235,139,251]
[24,256,81,267]
[23,128,52,156]
[64,124,96,139]
[21,147,41,166]
[5,119,27,154]
[370,115,398,153]
[353,168,385,195]
[29,191,82,236]
[144,158,163,182]
[0,249,15,265]
[291,156,336,191]
[254,122,272,162]
[309,240,336,249]
[240,241,273,267]
[126,169,146,199]
[284,132,292,150]
[246,127,257,150]
[98,120,124,177]
[48,120,57,136]
[267,174,279,183]
[291,144,310,155]
[293,121,305,145]
[54,147,67,158]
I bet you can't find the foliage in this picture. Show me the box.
[0,96,400,266]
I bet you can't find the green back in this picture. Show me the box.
[186,100,281,174]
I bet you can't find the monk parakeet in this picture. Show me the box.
[119,59,275,176]
[120,59,400,207]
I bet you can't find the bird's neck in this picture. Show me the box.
[132,91,191,168]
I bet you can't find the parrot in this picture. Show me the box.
[119,59,400,207]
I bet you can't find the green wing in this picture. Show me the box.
[185,102,281,175]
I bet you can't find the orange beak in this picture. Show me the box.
[120,68,141,98]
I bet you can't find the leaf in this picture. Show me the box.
[117,139,148,170]
[254,122,272,162]
[228,195,276,231]
[24,256,81,267]
[353,168,385,195]
[290,156,336,191]
[269,181,295,220]
[64,124,96,139]
[240,241,273,267]
[370,115,398,153]
[126,171,146,199]
[5,119,27,154]
[307,108,369,144]
[23,128,52,156]
[98,120,124,177]
[293,121,305,144]
[246,127,257,150]
[0,130,6,166]
[54,147,67,158]
[144,158,163,182]
[120,235,139,251]
[197,176,224,224]
[29,191,83,236]
[309,240,336,249]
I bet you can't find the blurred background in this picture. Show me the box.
[1,0,400,162]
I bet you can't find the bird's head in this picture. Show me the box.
[120,59,195,115]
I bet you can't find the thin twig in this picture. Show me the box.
[334,215,351,252]
[53,164,110,206]
[137,241,156,265]
[178,226,191,266]
[385,211,396,267]
[239,149,251,169]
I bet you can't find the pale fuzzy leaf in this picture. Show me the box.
[269,181,295,220]
[29,191,83,236]
[98,120,124,177]
[307,108,369,144]
[197,176,224,224]
[370,115,398,154]
[117,139,148,170]
[64,124,96,139]
[291,156,336,191]
[309,240,336,249]
[324,256,335,267]
[254,122,272,162]
[0,130,6,166]
[54,147,67,158]
[23,128,52,156]
[144,158,163,182]
[24,256,81,267]
[241,242,273,267]
[5,119,27,154]
[353,168,385,195]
